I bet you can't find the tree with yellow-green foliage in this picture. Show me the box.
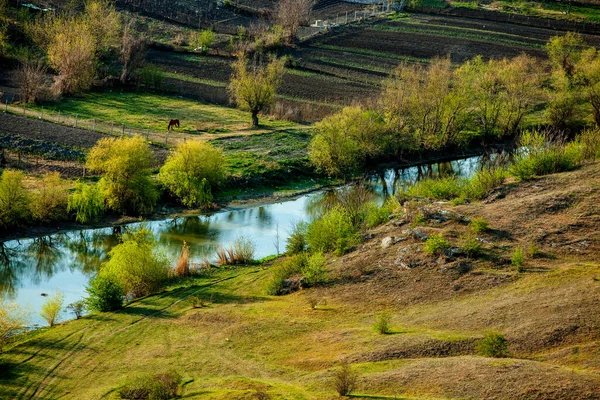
[30,172,69,223]
[47,17,97,94]
[0,302,30,352]
[86,136,158,216]
[228,55,286,127]
[159,140,226,208]
[309,106,386,177]
[0,170,30,229]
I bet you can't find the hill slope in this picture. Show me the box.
[2,163,600,399]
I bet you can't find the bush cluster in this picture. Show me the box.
[118,371,182,400]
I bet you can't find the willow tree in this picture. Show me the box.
[228,55,285,127]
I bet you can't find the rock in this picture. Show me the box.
[280,276,302,295]
[362,232,376,241]
[444,247,465,258]
[381,237,393,249]
[392,218,407,227]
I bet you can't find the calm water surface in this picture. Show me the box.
[1,152,509,325]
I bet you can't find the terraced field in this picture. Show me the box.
[151,12,600,121]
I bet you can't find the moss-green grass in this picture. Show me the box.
[24,91,296,135]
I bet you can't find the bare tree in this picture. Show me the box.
[120,20,147,84]
[15,61,49,103]
[277,0,315,43]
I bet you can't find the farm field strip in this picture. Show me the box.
[305,55,393,75]
[161,71,227,88]
[384,18,548,44]
[313,43,431,64]
[370,24,543,49]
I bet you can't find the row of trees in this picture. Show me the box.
[15,0,148,99]
[309,33,600,176]
[0,137,226,229]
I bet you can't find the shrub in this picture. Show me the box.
[333,362,358,397]
[174,241,190,277]
[85,273,124,312]
[301,252,328,286]
[30,172,69,223]
[86,136,158,215]
[286,221,308,254]
[138,64,164,90]
[306,206,359,255]
[266,254,306,295]
[460,233,483,257]
[578,128,600,160]
[0,170,30,228]
[40,291,64,327]
[423,234,451,256]
[470,218,489,233]
[477,331,509,358]
[373,311,392,334]
[193,29,215,53]
[363,201,391,229]
[68,181,105,224]
[101,227,170,298]
[405,176,464,200]
[465,168,507,200]
[119,370,182,400]
[67,301,85,319]
[511,247,525,272]
[158,141,226,208]
[232,236,256,264]
[0,302,30,351]
[189,296,205,308]
[510,132,582,180]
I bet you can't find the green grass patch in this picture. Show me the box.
[25,91,294,133]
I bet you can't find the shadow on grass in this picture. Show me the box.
[119,306,177,319]
[488,228,515,241]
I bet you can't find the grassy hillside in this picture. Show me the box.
[2,162,600,399]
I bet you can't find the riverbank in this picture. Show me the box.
[3,161,600,399]
[1,143,512,242]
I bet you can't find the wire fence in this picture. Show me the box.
[0,92,192,148]
[299,1,397,40]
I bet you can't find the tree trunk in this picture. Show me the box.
[252,111,259,127]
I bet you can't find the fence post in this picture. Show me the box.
[92,118,96,131]
[122,124,125,136]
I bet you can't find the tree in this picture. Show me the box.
[15,61,49,104]
[47,17,97,94]
[68,181,105,223]
[101,227,170,298]
[86,136,158,215]
[309,106,386,176]
[158,140,226,208]
[0,170,30,229]
[83,0,121,54]
[277,0,315,43]
[0,302,30,352]
[546,32,586,80]
[30,172,69,223]
[228,55,286,127]
[120,19,146,84]
[85,273,123,312]
[380,57,470,150]
[575,48,600,127]
[40,291,64,327]
[333,361,358,397]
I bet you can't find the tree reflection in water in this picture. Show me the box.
[159,216,218,260]
[0,242,27,298]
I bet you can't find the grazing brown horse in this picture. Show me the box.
[167,119,180,131]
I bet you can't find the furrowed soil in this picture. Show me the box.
[3,162,600,399]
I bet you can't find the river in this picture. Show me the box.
[1,152,509,326]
